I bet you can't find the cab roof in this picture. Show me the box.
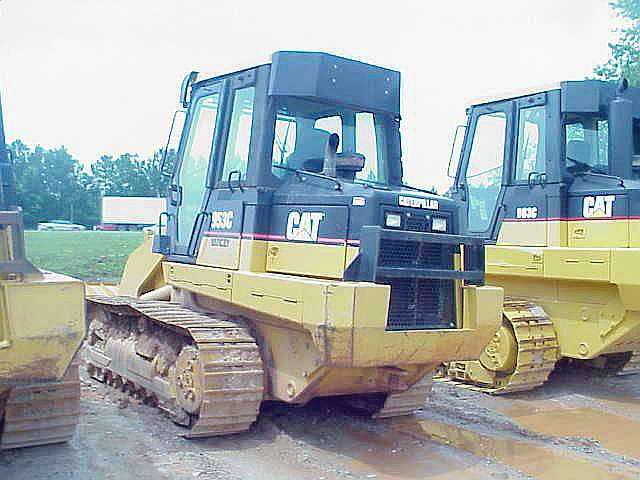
[193,51,401,115]
[467,80,640,118]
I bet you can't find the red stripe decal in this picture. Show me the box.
[241,233,286,241]
[317,237,346,245]
[203,231,241,238]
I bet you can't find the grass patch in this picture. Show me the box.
[25,231,144,283]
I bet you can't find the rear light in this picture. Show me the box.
[385,212,402,228]
[432,216,447,232]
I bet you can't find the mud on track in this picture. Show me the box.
[1,363,640,479]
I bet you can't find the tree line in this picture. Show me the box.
[595,0,640,85]
[10,139,174,228]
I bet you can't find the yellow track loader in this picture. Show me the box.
[445,80,640,393]
[85,52,503,437]
[0,94,85,449]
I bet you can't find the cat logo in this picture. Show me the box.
[583,195,615,218]
[211,210,234,230]
[286,211,325,242]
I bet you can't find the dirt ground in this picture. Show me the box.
[2,364,640,480]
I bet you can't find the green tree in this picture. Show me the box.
[8,139,171,228]
[91,150,172,197]
[143,148,175,197]
[11,142,100,227]
[595,0,640,85]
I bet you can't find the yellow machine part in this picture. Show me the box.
[118,229,164,297]
[446,299,559,394]
[0,271,85,383]
[444,219,640,394]
[486,244,640,360]
[489,218,640,360]
[86,232,504,437]
[0,271,85,449]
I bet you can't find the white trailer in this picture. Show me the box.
[98,196,165,231]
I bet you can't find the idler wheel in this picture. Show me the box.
[174,346,204,415]
[479,320,518,373]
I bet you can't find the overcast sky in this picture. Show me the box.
[0,0,618,191]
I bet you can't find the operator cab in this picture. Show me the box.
[450,80,640,245]
[160,51,410,258]
[157,51,484,332]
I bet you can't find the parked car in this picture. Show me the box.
[94,223,119,231]
[37,220,86,231]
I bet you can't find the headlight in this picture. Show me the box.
[432,216,447,232]
[385,212,402,228]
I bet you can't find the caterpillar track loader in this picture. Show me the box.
[0,94,84,449]
[85,51,503,437]
[446,79,640,393]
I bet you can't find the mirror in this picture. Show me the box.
[447,124,466,178]
[160,109,186,177]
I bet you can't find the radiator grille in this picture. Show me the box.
[405,216,428,232]
[382,277,456,330]
[378,237,456,330]
[379,239,452,269]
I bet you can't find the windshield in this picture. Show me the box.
[565,116,609,174]
[271,98,388,184]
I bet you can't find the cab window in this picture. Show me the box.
[515,106,546,181]
[314,116,342,151]
[273,113,297,166]
[271,98,387,184]
[565,116,609,174]
[355,112,384,183]
[177,93,220,243]
[221,86,255,181]
[464,111,507,232]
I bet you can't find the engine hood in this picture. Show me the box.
[271,177,461,238]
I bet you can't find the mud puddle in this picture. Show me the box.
[392,418,638,480]
[265,398,515,479]
[500,405,640,459]
[333,426,499,480]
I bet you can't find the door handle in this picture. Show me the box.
[169,184,182,206]
[227,170,244,193]
[458,183,467,201]
[527,172,547,188]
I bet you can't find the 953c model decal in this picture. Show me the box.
[210,210,234,230]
